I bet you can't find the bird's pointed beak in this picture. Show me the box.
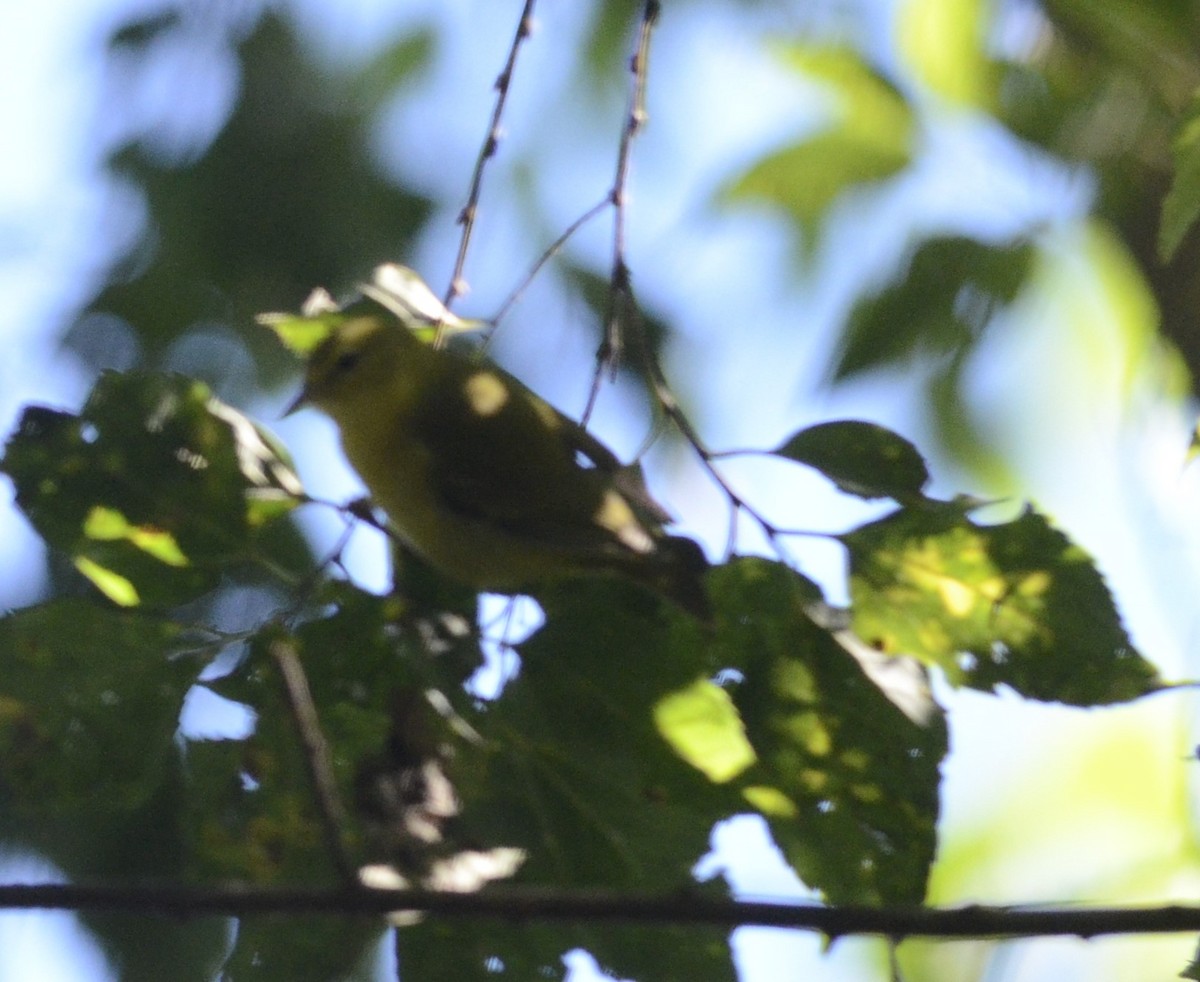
[283,387,309,418]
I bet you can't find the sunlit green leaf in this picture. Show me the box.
[897,0,994,107]
[655,678,757,783]
[257,310,343,357]
[774,419,930,500]
[396,576,737,980]
[845,505,1161,704]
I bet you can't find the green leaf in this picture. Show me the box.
[1160,93,1200,261]
[222,916,382,982]
[1,372,302,606]
[726,46,912,237]
[836,235,1037,380]
[85,12,434,396]
[394,577,738,980]
[478,578,733,888]
[844,505,1161,704]
[712,559,945,905]
[190,583,485,890]
[774,419,930,500]
[0,600,195,815]
[257,309,343,357]
[349,29,435,107]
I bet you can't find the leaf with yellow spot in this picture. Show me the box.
[83,506,188,567]
[1,372,303,607]
[712,559,945,905]
[844,505,1161,705]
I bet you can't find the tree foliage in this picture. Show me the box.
[3,1,1200,980]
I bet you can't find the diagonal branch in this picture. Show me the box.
[269,635,357,883]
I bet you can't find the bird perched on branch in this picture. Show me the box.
[268,264,709,621]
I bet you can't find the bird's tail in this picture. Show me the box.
[645,535,712,625]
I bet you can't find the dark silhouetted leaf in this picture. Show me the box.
[712,559,945,905]
[775,419,930,500]
[0,600,195,815]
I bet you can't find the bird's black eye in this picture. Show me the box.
[334,350,361,374]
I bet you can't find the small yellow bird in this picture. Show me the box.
[282,264,709,620]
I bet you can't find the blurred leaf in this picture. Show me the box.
[350,29,435,107]
[1038,0,1200,110]
[562,260,670,377]
[399,917,733,982]
[0,598,230,976]
[0,600,194,816]
[897,0,994,107]
[726,46,913,238]
[82,12,433,397]
[774,419,930,500]
[994,2,1200,390]
[1160,93,1200,261]
[191,581,485,884]
[713,559,945,905]
[109,9,181,49]
[1182,940,1200,981]
[1,372,301,606]
[836,235,1037,380]
[257,310,343,358]
[581,0,645,83]
[844,505,1162,704]
[222,916,381,982]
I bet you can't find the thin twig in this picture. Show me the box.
[6,883,1200,940]
[622,294,795,561]
[561,0,796,566]
[445,0,538,309]
[269,636,357,884]
[488,196,611,333]
[583,0,661,424]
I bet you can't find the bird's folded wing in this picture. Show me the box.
[411,371,651,554]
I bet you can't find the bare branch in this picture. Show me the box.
[489,196,610,332]
[4,883,1200,942]
[446,0,538,309]
[584,0,662,424]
